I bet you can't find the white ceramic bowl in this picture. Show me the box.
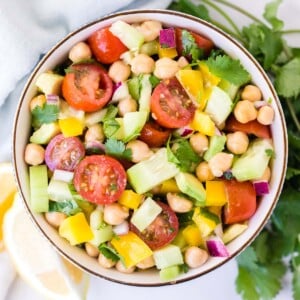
[13,10,288,286]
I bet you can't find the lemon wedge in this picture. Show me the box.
[0,162,17,251]
[3,195,90,300]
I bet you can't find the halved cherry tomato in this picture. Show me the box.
[150,77,196,129]
[223,180,257,224]
[130,201,179,250]
[225,115,271,139]
[62,63,113,112]
[45,134,85,171]
[88,27,128,64]
[74,155,127,204]
[139,121,171,148]
[175,28,214,57]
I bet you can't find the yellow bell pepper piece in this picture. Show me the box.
[59,212,94,246]
[182,224,203,246]
[111,232,153,268]
[159,178,180,194]
[192,207,219,238]
[191,110,215,136]
[118,190,143,210]
[58,117,84,137]
[158,46,178,58]
[205,180,227,206]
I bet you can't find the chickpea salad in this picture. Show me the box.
[26,19,275,281]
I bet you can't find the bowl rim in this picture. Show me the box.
[12,8,288,286]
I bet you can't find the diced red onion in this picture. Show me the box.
[52,169,74,183]
[175,126,194,137]
[159,27,176,48]
[46,94,60,105]
[253,180,270,195]
[206,236,230,257]
[113,82,122,93]
[113,221,129,236]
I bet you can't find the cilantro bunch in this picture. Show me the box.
[169,0,300,299]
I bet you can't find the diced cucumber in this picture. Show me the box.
[204,86,232,126]
[159,265,181,281]
[35,72,64,95]
[52,169,74,183]
[29,165,49,213]
[103,118,124,140]
[140,40,159,56]
[109,20,144,51]
[218,79,240,100]
[138,74,152,113]
[85,108,108,127]
[128,76,140,101]
[30,122,60,144]
[222,223,248,244]
[47,179,73,202]
[204,135,227,162]
[123,111,148,142]
[232,138,273,181]
[127,148,179,194]
[153,244,184,269]
[175,172,206,206]
[131,197,162,232]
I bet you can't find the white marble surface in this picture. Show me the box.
[2,0,300,299]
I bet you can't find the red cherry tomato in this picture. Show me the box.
[225,115,272,139]
[175,28,214,57]
[62,63,113,112]
[139,122,171,148]
[223,180,257,224]
[45,134,85,171]
[87,27,128,64]
[130,201,179,250]
[73,155,126,205]
[150,77,196,129]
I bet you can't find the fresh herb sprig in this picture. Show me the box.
[170,0,300,299]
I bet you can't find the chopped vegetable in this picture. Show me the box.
[206,236,230,257]
[253,180,270,195]
[159,27,176,48]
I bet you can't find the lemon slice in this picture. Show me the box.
[0,162,17,251]
[3,195,90,300]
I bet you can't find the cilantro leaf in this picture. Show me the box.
[263,0,284,31]
[103,104,118,122]
[105,138,132,161]
[206,55,251,86]
[98,243,121,262]
[236,266,260,300]
[49,199,82,216]
[103,119,121,138]
[275,57,300,98]
[181,29,204,62]
[31,103,59,128]
[286,167,300,180]
[293,267,300,300]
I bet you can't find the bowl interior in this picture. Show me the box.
[13,10,287,286]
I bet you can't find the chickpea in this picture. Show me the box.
[137,20,162,42]
[257,105,274,125]
[45,212,66,228]
[234,100,258,124]
[29,94,46,111]
[85,242,99,258]
[85,124,104,143]
[154,57,180,79]
[208,152,234,177]
[190,133,209,155]
[195,161,214,182]
[103,203,129,226]
[136,255,155,269]
[118,97,137,117]
[98,253,116,269]
[184,246,208,268]
[241,84,262,102]
[25,143,45,165]
[115,261,136,274]
[166,193,193,213]
[226,131,249,155]
[131,54,155,75]
[108,60,131,83]
[126,140,153,163]
[68,42,92,63]
[177,56,189,69]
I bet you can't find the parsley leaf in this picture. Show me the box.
[105,138,132,161]
[49,199,82,216]
[263,0,284,31]
[206,55,251,86]
[31,103,59,128]
[293,267,300,300]
[181,29,204,62]
[103,119,120,138]
[275,57,300,98]
[103,104,118,122]
[98,243,121,262]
